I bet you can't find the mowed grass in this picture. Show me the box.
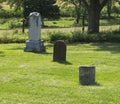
[0,43,120,104]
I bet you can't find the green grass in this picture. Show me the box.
[100,17,120,26]
[45,17,120,28]
[0,43,120,104]
[45,18,74,27]
[0,18,22,29]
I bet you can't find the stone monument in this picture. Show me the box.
[53,40,66,62]
[79,66,95,85]
[24,12,45,52]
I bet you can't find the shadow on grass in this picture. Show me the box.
[80,82,101,86]
[0,51,5,57]
[91,43,120,54]
[33,51,52,55]
[91,82,101,86]
[7,47,23,50]
[0,29,10,30]
[53,60,72,65]
[7,45,53,54]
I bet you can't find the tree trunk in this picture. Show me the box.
[82,15,85,32]
[81,0,109,33]
[22,18,25,33]
[71,1,81,24]
[75,7,80,24]
[88,1,100,33]
[41,17,44,27]
[107,0,112,19]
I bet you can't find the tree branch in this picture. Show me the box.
[70,0,76,6]
[100,0,109,10]
[80,0,89,9]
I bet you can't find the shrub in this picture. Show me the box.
[0,19,6,24]
[49,31,71,43]
[8,20,22,29]
[0,30,120,43]
[0,33,27,43]
[0,10,22,18]
[71,31,87,42]
[70,30,120,43]
[48,30,120,43]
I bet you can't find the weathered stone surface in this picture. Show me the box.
[79,66,95,85]
[24,12,45,52]
[53,40,66,62]
[24,40,45,52]
[28,12,41,41]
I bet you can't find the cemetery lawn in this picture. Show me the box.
[0,43,120,104]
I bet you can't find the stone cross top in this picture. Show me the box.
[24,12,45,52]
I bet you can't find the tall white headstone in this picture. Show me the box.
[29,12,41,41]
[24,12,45,52]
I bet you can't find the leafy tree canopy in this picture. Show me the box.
[0,0,60,19]
[24,0,60,19]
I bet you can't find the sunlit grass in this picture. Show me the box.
[0,25,119,35]
[45,18,74,27]
[0,43,120,103]
[0,17,120,30]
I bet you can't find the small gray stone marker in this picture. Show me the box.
[24,12,45,52]
[53,40,66,62]
[79,66,95,85]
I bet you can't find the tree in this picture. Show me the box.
[58,0,81,24]
[107,0,112,19]
[24,0,60,27]
[113,0,120,17]
[106,0,120,19]
[0,0,60,31]
[68,0,81,24]
[80,0,109,33]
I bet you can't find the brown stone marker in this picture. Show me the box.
[79,66,95,85]
[53,40,66,62]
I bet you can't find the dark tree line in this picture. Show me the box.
[59,0,119,33]
[80,0,109,33]
[22,0,60,32]
[23,0,60,32]
[0,0,119,33]
[0,0,60,32]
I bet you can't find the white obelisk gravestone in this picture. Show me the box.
[24,12,45,52]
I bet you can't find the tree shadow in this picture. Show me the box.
[32,51,52,55]
[0,29,10,30]
[0,51,5,57]
[91,43,120,54]
[7,46,53,55]
[7,47,23,50]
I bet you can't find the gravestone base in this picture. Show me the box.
[24,40,45,52]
